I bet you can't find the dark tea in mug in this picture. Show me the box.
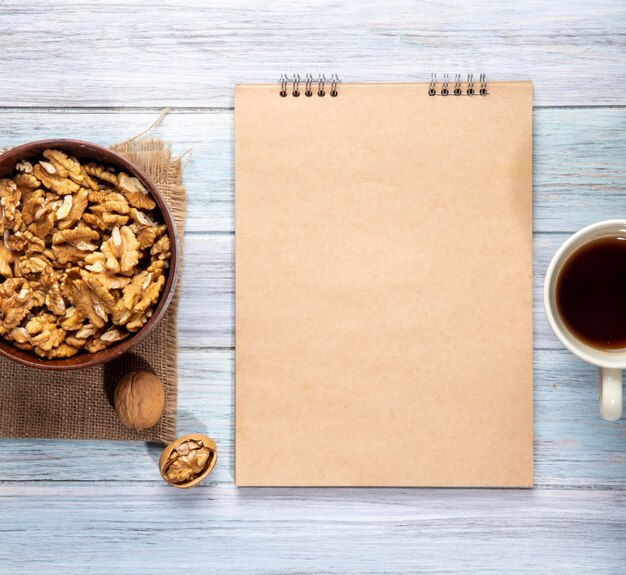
[556,236,626,350]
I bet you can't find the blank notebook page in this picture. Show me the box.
[235,81,533,487]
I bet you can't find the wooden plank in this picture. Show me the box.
[175,233,588,350]
[535,233,568,350]
[0,226,596,351]
[0,111,234,232]
[0,112,619,345]
[0,483,624,574]
[0,348,624,486]
[1,109,624,233]
[534,350,626,486]
[179,234,233,348]
[0,1,624,107]
[535,108,626,232]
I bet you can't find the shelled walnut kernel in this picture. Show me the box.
[0,149,170,358]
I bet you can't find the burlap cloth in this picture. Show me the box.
[0,138,185,444]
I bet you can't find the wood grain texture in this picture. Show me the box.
[1,0,625,572]
[0,348,624,486]
[1,108,625,233]
[0,111,233,232]
[0,0,625,107]
[0,484,624,575]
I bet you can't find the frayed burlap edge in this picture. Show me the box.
[111,137,186,444]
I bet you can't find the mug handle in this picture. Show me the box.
[599,368,623,421]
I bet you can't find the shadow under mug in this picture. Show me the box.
[544,220,625,421]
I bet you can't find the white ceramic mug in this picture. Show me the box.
[544,220,625,421]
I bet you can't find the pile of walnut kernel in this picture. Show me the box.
[0,149,171,359]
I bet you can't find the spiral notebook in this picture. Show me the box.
[235,75,533,487]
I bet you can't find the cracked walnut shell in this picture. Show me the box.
[159,434,217,488]
[0,147,172,361]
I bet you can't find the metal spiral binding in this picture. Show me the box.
[428,73,437,96]
[453,74,462,96]
[279,73,487,97]
[278,73,340,97]
[330,73,339,97]
[427,73,488,96]
[305,74,313,97]
[467,73,475,96]
[479,73,487,96]
[441,73,450,96]
[292,73,300,97]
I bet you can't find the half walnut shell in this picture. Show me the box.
[159,433,217,489]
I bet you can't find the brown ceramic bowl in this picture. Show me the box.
[0,139,179,370]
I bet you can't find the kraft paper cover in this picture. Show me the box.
[235,82,533,486]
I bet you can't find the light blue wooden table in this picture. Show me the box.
[0,1,625,573]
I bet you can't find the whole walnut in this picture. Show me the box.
[114,371,164,431]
